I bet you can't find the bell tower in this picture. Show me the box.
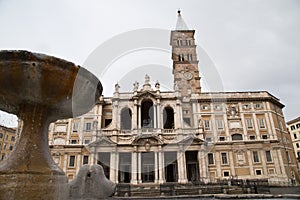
[170,10,201,97]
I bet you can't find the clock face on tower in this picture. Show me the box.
[183,71,193,80]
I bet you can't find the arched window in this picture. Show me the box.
[163,106,174,129]
[232,134,243,141]
[121,108,132,130]
[141,100,154,128]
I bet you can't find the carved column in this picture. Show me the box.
[252,113,260,139]
[131,150,138,184]
[247,151,254,176]
[76,154,82,175]
[215,152,221,178]
[138,105,141,129]
[277,149,286,176]
[158,146,165,183]
[154,104,157,129]
[272,148,281,176]
[138,152,142,183]
[177,146,188,184]
[229,151,235,176]
[265,113,272,139]
[98,103,103,130]
[192,102,198,128]
[157,100,161,129]
[260,150,268,176]
[154,151,158,183]
[133,100,138,129]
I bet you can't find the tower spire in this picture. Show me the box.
[175,10,189,30]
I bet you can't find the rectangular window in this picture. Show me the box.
[71,140,77,144]
[265,150,272,162]
[9,145,13,151]
[11,136,15,142]
[253,151,259,163]
[84,122,92,131]
[219,136,225,141]
[255,103,263,109]
[294,134,297,139]
[3,143,6,150]
[204,120,211,131]
[73,122,78,132]
[179,54,184,61]
[246,119,253,129]
[256,169,262,175]
[262,135,268,139]
[296,143,299,148]
[258,118,266,129]
[177,39,182,46]
[5,135,9,140]
[0,133,3,138]
[249,135,256,140]
[291,125,295,130]
[208,153,214,165]
[217,120,224,130]
[84,140,90,144]
[243,104,251,109]
[83,155,89,165]
[296,123,300,129]
[186,40,191,46]
[69,155,75,167]
[206,137,212,142]
[223,171,230,177]
[187,54,193,61]
[221,153,228,165]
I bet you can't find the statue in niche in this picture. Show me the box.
[227,105,239,117]
[198,116,203,128]
[93,120,98,129]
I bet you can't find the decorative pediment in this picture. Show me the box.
[178,135,204,145]
[88,136,117,147]
[132,134,163,146]
[132,91,160,100]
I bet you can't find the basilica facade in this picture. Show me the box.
[48,12,299,186]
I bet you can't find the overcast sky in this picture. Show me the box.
[0,0,299,127]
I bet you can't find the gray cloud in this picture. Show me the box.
[0,0,299,127]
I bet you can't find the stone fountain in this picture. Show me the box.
[0,50,102,200]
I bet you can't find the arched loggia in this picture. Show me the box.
[120,107,132,130]
[141,99,154,128]
[163,106,174,129]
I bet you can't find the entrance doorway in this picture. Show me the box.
[97,152,111,179]
[185,151,199,182]
[164,151,178,182]
[119,153,131,183]
[141,152,154,183]
[141,100,154,128]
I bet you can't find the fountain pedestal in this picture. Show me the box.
[0,50,102,200]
